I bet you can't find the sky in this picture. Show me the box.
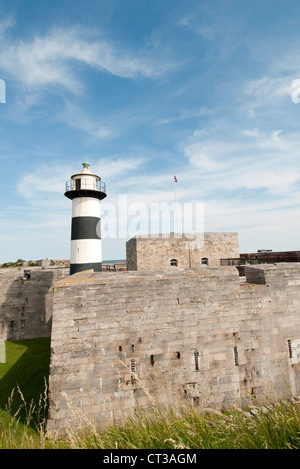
[1,0,300,262]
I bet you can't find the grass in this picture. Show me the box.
[62,400,300,450]
[0,338,299,449]
[0,338,51,423]
[0,338,53,448]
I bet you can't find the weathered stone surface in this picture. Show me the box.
[47,264,300,437]
[0,268,68,340]
[126,232,239,270]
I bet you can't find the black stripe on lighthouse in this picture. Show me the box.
[70,262,102,275]
[71,216,101,240]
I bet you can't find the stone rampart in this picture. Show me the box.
[0,268,68,341]
[47,263,300,436]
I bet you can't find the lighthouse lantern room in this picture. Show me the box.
[65,162,107,275]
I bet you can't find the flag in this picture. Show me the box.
[174,176,178,182]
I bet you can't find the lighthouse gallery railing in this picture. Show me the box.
[65,180,106,194]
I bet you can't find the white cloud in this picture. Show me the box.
[57,100,152,141]
[58,101,116,139]
[180,125,300,199]
[0,16,15,36]
[157,107,209,125]
[93,156,146,183]
[204,196,300,246]
[243,75,292,107]
[16,156,146,204]
[0,19,176,95]
[184,142,220,171]
[16,163,72,202]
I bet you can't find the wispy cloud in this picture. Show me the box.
[177,6,244,61]
[16,163,72,203]
[180,125,300,197]
[2,3,300,262]
[0,19,177,95]
[96,157,144,176]
[16,155,146,205]
[58,101,116,139]
[57,100,153,141]
[157,107,210,125]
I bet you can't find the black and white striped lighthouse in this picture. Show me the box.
[64,162,107,275]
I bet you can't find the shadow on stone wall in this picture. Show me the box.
[0,270,55,341]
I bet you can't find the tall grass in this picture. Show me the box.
[1,388,299,449]
[60,399,300,449]
[0,382,58,449]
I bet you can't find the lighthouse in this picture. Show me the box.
[64,162,107,275]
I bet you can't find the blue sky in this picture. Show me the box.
[1,0,300,262]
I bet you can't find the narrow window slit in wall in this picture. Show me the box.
[287,339,293,358]
[150,354,155,366]
[234,346,239,366]
[130,359,136,372]
[194,351,199,371]
[131,344,134,353]
[130,359,136,384]
[176,351,180,359]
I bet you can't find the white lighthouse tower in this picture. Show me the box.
[64,162,107,275]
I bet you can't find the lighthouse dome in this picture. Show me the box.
[64,162,106,201]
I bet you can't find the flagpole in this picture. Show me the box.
[174,176,178,234]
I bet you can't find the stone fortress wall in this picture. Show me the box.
[0,233,300,437]
[0,268,68,341]
[47,263,300,436]
[0,232,239,342]
[126,232,240,270]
